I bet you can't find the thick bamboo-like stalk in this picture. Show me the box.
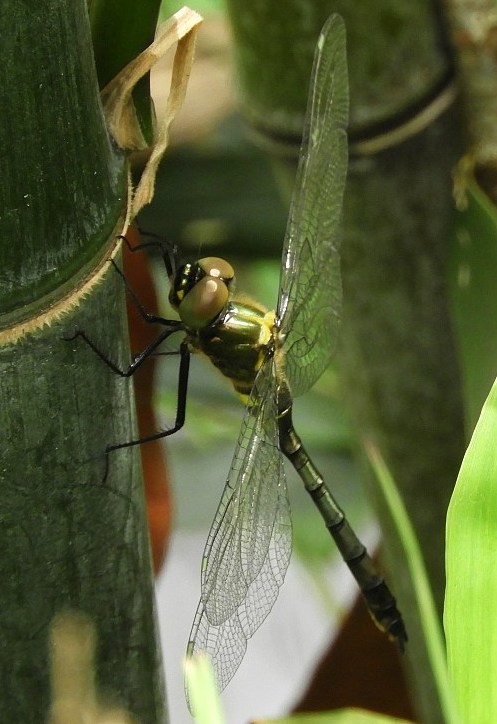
[340,111,464,723]
[225,0,453,142]
[0,1,166,720]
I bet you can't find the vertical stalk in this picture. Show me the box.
[0,1,166,720]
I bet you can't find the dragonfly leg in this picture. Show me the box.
[111,253,173,326]
[106,341,190,453]
[278,396,407,649]
[97,341,190,482]
[119,230,177,278]
[64,322,184,377]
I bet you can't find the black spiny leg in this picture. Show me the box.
[64,229,190,478]
[95,342,190,482]
[65,321,183,378]
[67,328,190,480]
[65,229,185,377]
[106,340,190,452]
[119,230,178,278]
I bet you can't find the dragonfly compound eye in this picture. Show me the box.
[198,257,235,288]
[169,258,235,312]
[179,275,229,330]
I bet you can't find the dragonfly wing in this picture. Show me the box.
[186,601,247,699]
[277,15,348,398]
[186,357,292,693]
[187,508,290,695]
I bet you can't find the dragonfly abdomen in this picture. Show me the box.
[278,397,407,650]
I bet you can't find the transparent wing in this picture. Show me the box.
[186,357,292,696]
[277,14,348,398]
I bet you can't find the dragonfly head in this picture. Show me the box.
[169,257,235,330]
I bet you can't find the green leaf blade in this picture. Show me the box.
[366,443,458,724]
[445,375,497,722]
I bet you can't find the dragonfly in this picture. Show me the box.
[181,15,407,696]
[67,12,407,704]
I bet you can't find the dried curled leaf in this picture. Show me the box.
[101,6,203,218]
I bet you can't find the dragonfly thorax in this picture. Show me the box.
[194,298,275,399]
[169,257,235,331]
